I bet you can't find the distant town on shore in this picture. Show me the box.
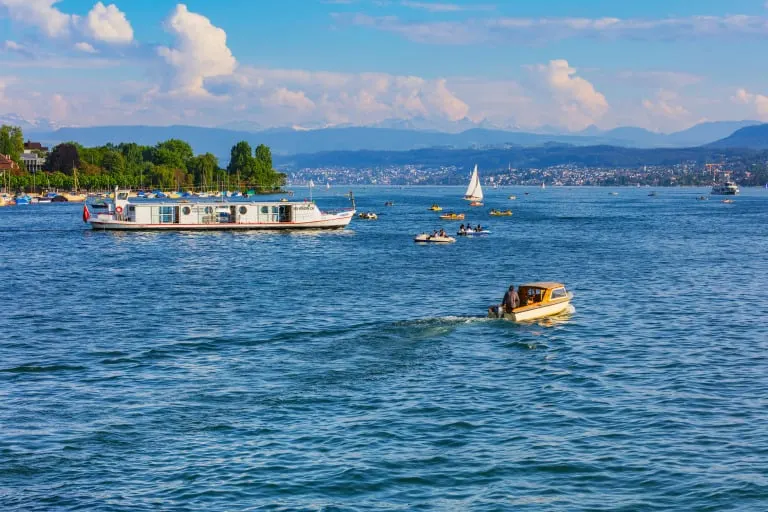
[3,122,768,191]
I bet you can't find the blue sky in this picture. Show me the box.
[2,0,768,132]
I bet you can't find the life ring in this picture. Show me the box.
[115,206,123,214]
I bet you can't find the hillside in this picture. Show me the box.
[706,123,768,149]
[275,145,759,171]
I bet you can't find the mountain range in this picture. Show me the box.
[15,119,768,160]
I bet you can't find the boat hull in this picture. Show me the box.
[490,299,571,322]
[90,214,354,231]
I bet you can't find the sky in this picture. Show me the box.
[2,0,768,133]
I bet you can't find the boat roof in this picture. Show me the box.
[520,282,565,289]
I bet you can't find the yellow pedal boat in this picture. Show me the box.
[489,209,512,216]
[488,282,572,322]
[429,204,443,211]
[439,212,465,220]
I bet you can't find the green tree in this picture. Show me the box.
[44,143,81,174]
[188,153,218,188]
[152,139,194,170]
[0,125,24,162]
[227,141,254,178]
[102,150,126,175]
[253,143,273,188]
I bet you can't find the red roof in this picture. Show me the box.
[0,154,19,170]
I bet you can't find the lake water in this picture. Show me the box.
[1,186,767,511]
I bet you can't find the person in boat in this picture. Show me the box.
[502,285,520,313]
[459,223,465,233]
[476,225,483,232]
[438,228,447,237]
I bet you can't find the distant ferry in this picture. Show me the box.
[710,181,739,195]
[85,189,355,231]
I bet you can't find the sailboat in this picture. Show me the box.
[464,164,484,206]
[326,182,330,190]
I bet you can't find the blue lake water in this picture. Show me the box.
[1,186,767,510]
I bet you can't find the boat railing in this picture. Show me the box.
[322,207,356,215]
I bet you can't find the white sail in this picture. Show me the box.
[464,164,483,200]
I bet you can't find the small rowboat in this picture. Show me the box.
[414,233,456,243]
[358,212,378,220]
[440,212,465,220]
[469,201,484,207]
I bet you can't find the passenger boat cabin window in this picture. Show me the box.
[261,206,269,214]
[550,288,567,300]
[159,206,175,224]
[182,206,191,215]
[239,206,247,215]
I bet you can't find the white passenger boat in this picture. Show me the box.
[85,189,355,231]
[710,181,739,195]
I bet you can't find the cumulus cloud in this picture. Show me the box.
[642,90,689,119]
[261,88,316,112]
[157,4,237,96]
[2,40,34,57]
[336,13,768,45]
[74,42,98,53]
[732,88,768,120]
[536,59,608,130]
[0,0,133,45]
[84,2,133,44]
[219,66,472,127]
[0,0,75,38]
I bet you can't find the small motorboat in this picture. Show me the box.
[384,201,394,206]
[429,204,443,211]
[358,212,378,220]
[609,192,619,196]
[414,233,456,243]
[440,212,465,220]
[469,201,484,207]
[488,282,572,322]
[89,199,110,209]
[508,195,517,200]
[722,199,734,204]
[457,229,490,236]
[489,209,512,216]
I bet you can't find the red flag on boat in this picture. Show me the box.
[82,205,90,223]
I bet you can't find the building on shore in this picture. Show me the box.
[0,154,19,172]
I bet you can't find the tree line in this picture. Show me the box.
[1,124,286,192]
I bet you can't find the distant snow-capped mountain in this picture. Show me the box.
[0,113,62,132]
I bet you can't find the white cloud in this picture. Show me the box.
[261,88,316,112]
[640,90,694,131]
[84,2,133,44]
[536,59,608,130]
[337,13,768,45]
[157,4,237,97]
[2,40,33,57]
[74,42,98,54]
[400,1,494,12]
[0,0,133,46]
[732,88,768,120]
[0,0,75,38]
